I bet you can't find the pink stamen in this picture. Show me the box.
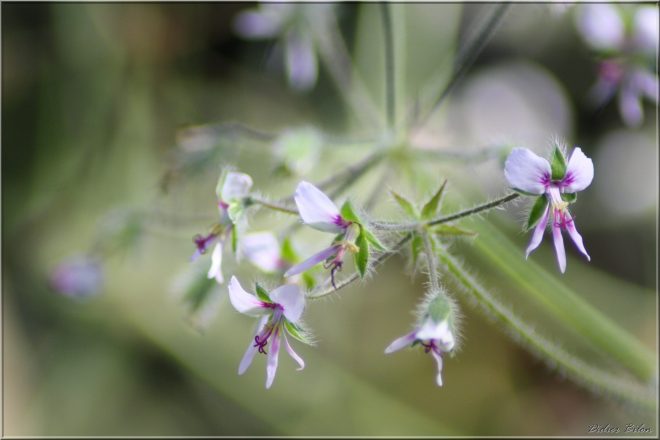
[193,233,217,254]
[421,340,442,356]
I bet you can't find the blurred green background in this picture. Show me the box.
[2,3,657,436]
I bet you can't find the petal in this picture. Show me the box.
[431,351,444,387]
[294,181,344,233]
[240,232,282,273]
[283,333,305,371]
[265,328,282,389]
[284,244,340,277]
[228,276,265,317]
[618,88,643,127]
[221,172,253,202]
[416,320,455,351]
[633,7,659,53]
[207,243,224,284]
[632,69,659,103]
[562,148,594,193]
[384,332,416,354]
[565,213,591,262]
[576,4,624,51]
[504,148,551,195]
[552,218,566,273]
[238,315,269,375]
[526,204,550,258]
[285,29,318,91]
[270,284,305,323]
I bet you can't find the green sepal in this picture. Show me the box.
[302,272,316,290]
[255,283,271,303]
[431,224,477,237]
[284,320,314,345]
[562,192,577,203]
[362,227,386,251]
[340,200,360,223]
[421,180,447,220]
[355,230,369,278]
[550,145,567,181]
[231,226,238,254]
[281,237,298,264]
[526,196,549,231]
[227,201,244,224]
[390,190,418,218]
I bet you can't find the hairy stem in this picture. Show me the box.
[422,232,440,292]
[373,192,520,231]
[437,248,656,412]
[247,196,299,215]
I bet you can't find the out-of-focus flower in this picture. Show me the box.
[575,4,659,127]
[234,4,334,91]
[50,255,103,298]
[240,231,287,273]
[385,289,457,387]
[228,276,310,389]
[504,146,594,273]
[192,171,253,283]
[272,127,322,176]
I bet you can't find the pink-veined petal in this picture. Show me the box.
[283,332,305,371]
[270,284,305,323]
[526,204,550,258]
[384,332,416,354]
[238,315,269,375]
[285,29,318,91]
[284,244,340,277]
[228,276,265,317]
[431,351,444,387]
[562,147,594,193]
[265,328,282,389]
[504,148,551,195]
[552,218,567,273]
[221,172,253,202]
[294,181,345,233]
[207,243,224,284]
[565,213,591,261]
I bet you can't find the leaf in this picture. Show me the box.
[284,321,314,345]
[340,200,361,223]
[355,230,369,278]
[390,190,418,218]
[255,283,271,303]
[362,227,386,251]
[562,192,577,203]
[421,180,447,220]
[526,196,549,231]
[550,145,567,181]
[431,224,477,237]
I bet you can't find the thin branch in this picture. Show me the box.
[247,196,299,215]
[413,4,510,130]
[380,3,396,129]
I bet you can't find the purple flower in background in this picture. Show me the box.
[191,171,253,283]
[576,4,659,127]
[234,4,332,91]
[284,181,358,287]
[505,147,594,273]
[50,255,103,298]
[228,277,307,389]
[240,231,287,273]
[385,318,455,387]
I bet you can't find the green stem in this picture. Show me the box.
[247,196,299,215]
[373,192,520,231]
[421,232,440,292]
[437,248,656,412]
